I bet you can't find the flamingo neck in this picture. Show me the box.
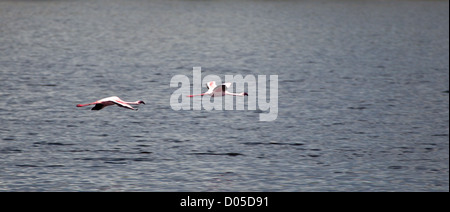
[125,101,144,105]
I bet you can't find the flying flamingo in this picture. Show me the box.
[76,96,145,111]
[187,81,248,97]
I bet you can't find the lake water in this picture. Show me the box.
[0,0,448,191]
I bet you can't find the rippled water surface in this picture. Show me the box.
[0,0,448,191]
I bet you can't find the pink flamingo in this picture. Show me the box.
[187,81,248,97]
[76,96,145,111]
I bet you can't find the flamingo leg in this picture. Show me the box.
[187,93,207,97]
[76,102,97,107]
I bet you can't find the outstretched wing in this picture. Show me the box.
[91,104,105,110]
[205,81,218,94]
[206,81,217,89]
[211,83,231,97]
[213,83,231,92]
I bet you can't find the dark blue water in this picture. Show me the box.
[0,0,448,191]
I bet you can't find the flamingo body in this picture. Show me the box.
[76,96,145,111]
[188,81,248,97]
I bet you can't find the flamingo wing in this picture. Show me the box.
[91,104,106,110]
[211,84,228,96]
[206,81,217,90]
[98,96,120,102]
[188,81,220,97]
[205,81,218,94]
[213,83,231,93]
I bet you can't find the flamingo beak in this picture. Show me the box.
[141,101,146,104]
